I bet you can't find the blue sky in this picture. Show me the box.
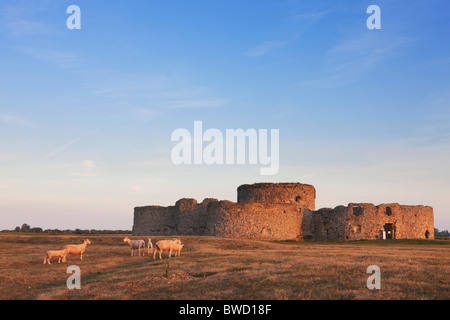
[1,0,449,230]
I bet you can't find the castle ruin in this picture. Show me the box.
[132,183,434,241]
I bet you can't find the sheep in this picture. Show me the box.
[147,238,153,255]
[43,248,69,264]
[172,243,184,257]
[153,238,182,260]
[64,239,91,261]
[123,236,146,256]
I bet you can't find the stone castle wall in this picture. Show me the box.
[312,203,434,241]
[237,183,316,210]
[207,201,303,240]
[132,182,434,241]
[133,199,305,240]
[133,198,218,236]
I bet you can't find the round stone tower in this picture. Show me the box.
[237,182,316,210]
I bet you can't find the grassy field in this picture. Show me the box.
[0,233,448,300]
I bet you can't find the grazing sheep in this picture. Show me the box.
[172,243,184,257]
[43,248,69,264]
[153,238,182,260]
[147,238,153,255]
[64,239,91,261]
[123,236,146,256]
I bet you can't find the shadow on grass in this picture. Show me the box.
[34,254,177,296]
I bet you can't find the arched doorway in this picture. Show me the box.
[384,223,394,239]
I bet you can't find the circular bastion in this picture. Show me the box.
[237,182,316,210]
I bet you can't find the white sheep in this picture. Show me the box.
[153,238,182,260]
[147,238,153,255]
[123,236,146,256]
[43,248,69,264]
[64,239,91,261]
[172,243,184,257]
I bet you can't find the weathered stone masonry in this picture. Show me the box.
[133,182,434,241]
[313,203,434,241]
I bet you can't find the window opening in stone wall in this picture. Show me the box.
[384,223,394,239]
[295,196,302,202]
[385,207,392,216]
[353,206,363,216]
[261,226,272,236]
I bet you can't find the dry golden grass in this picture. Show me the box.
[0,233,448,300]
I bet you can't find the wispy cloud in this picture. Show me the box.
[245,8,330,57]
[43,137,83,160]
[91,74,226,111]
[299,34,415,88]
[0,113,36,127]
[290,10,330,23]
[20,47,79,68]
[4,17,49,37]
[0,3,78,68]
[418,90,450,139]
[157,99,226,109]
[43,129,100,160]
[0,3,55,37]
[82,160,96,169]
[245,41,286,57]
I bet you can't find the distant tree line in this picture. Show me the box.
[3,223,448,237]
[434,228,450,237]
[1,223,131,235]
